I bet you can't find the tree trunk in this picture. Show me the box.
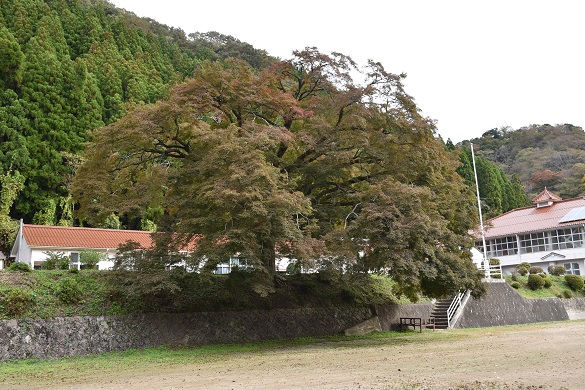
[260,239,276,273]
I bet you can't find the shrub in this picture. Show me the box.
[492,273,502,279]
[79,250,106,270]
[529,266,544,275]
[548,265,566,276]
[55,278,83,304]
[42,251,70,270]
[543,278,553,288]
[489,258,500,265]
[511,274,518,282]
[1,288,35,316]
[527,274,545,290]
[8,262,32,272]
[564,274,584,291]
[563,290,574,299]
[516,262,531,276]
[510,281,521,289]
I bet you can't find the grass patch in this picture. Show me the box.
[0,270,119,320]
[505,275,585,298]
[0,269,401,320]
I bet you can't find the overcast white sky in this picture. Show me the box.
[109,0,584,143]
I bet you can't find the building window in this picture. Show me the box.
[483,236,518,258]
[551,227,584,250]
[215,264,231,274]
[214,256,251,274]
[519,232,547,254]
[70,252,80,270]
[564,262,581,275]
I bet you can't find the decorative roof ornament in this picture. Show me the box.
[532,187,562,207]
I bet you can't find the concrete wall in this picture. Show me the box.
[375,303,434,331]
[562,297,585,320]
[454,282,569,328]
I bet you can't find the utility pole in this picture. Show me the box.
[471,143,490,279]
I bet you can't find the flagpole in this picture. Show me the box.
[471,143,490,279]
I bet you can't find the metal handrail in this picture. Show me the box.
[446,292,462,327]
[446,290,471,327]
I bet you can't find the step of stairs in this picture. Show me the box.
[430,298,454,329]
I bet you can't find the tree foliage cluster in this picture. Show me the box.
[72,48,486,299]
[0,0,275,226]
[454,145,528,219]
[463,124,585,200]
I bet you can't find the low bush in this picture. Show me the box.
[510,281,521,289]
[55,278,83,304]
[563,290,574,299]
[8,262,32,273]
[543,278,553,288]
[527,274,545,290]
[548,265,566,276]
[564,274,584,291]
[511,274,518,282]
[516,262,531,276]
[1,287,35,316]
[529,266,544,275]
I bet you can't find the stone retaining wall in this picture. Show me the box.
[0,306,374,361]
[1,284,580,361]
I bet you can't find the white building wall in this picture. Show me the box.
[496,246,585,275]
[17,240,33,266]
[29,248,117,270]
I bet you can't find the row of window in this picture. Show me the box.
[480,227,584,257]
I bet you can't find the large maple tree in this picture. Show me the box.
[72,49,484,299]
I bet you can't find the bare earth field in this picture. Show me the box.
[4,321,584,390]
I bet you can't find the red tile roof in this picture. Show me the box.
[22,225,153,249]
[481,196,585,239]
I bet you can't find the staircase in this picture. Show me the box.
[431,291,471,329]
[430,298,451,329]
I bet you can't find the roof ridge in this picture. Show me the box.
[23,224,151,234]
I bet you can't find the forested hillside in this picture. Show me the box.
[464,124,585,201]
[0,0,273,225]
[454,145,528,219]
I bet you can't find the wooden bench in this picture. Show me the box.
[399,317,435,332]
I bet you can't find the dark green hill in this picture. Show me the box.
[0,0,275,223]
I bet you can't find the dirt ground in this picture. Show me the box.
[8,321,585,390]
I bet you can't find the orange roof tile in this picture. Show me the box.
[22,225,153,250]
[481,196,585,239]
